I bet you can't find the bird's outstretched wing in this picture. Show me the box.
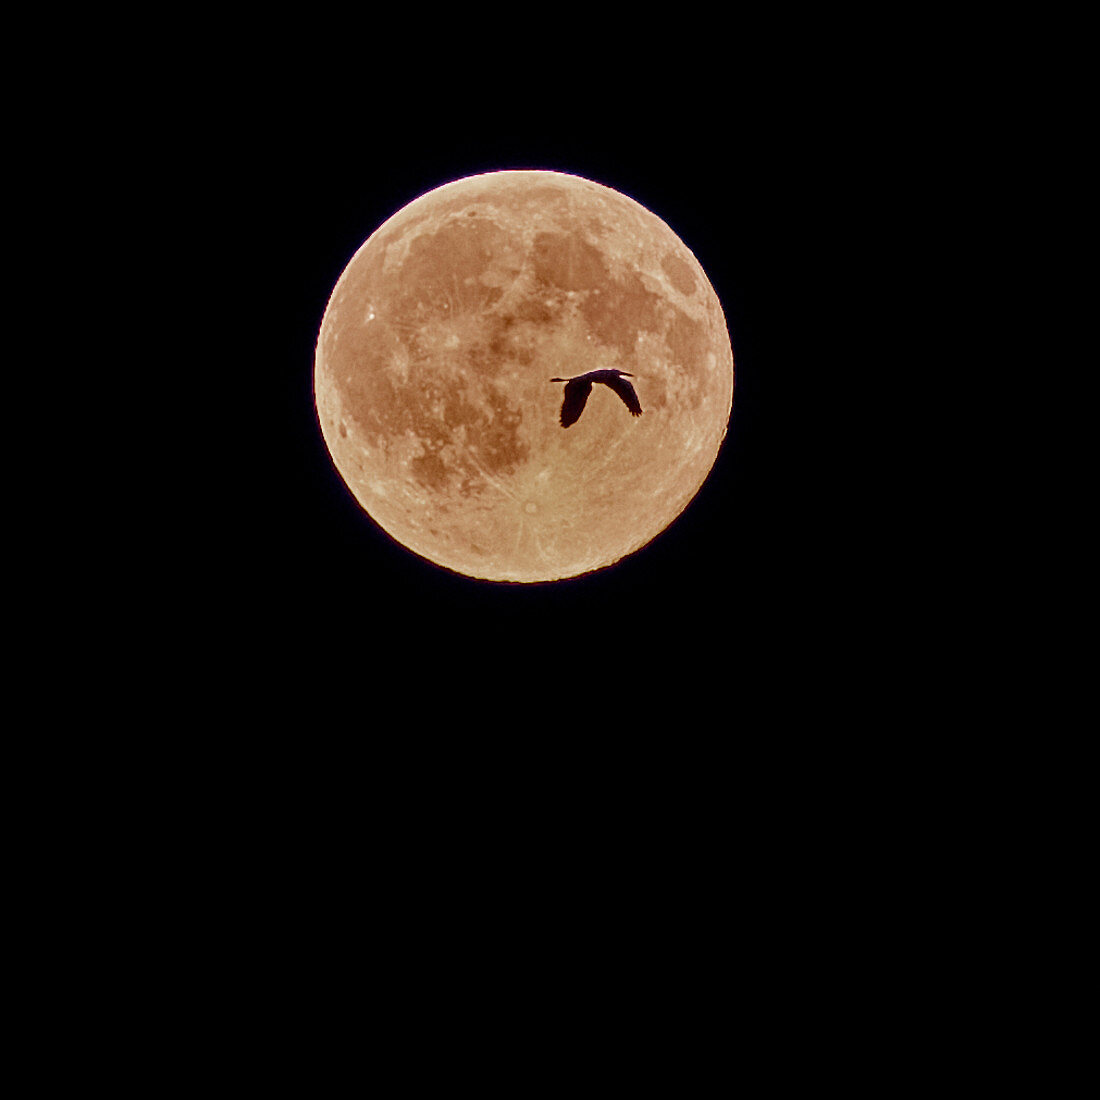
[606,374,643,417]
[559,378,593,427]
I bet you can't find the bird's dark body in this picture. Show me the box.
[549,369,643,428]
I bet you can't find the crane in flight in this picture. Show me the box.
[549,369,642,428]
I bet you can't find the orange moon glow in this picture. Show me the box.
[314,170,733,582]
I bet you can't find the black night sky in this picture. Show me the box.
[190,33,871,723]
[88,29,951,1029]
[82,25,955,1055]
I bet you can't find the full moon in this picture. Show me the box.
[314,170,733,582]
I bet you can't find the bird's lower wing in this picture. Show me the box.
[560,380,592,427]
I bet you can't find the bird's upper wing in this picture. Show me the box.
[559,378,593,427]
[606,374,642,416]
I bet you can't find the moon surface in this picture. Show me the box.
[314,170,733,582]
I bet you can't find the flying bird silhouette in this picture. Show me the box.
[549,369,642,428]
